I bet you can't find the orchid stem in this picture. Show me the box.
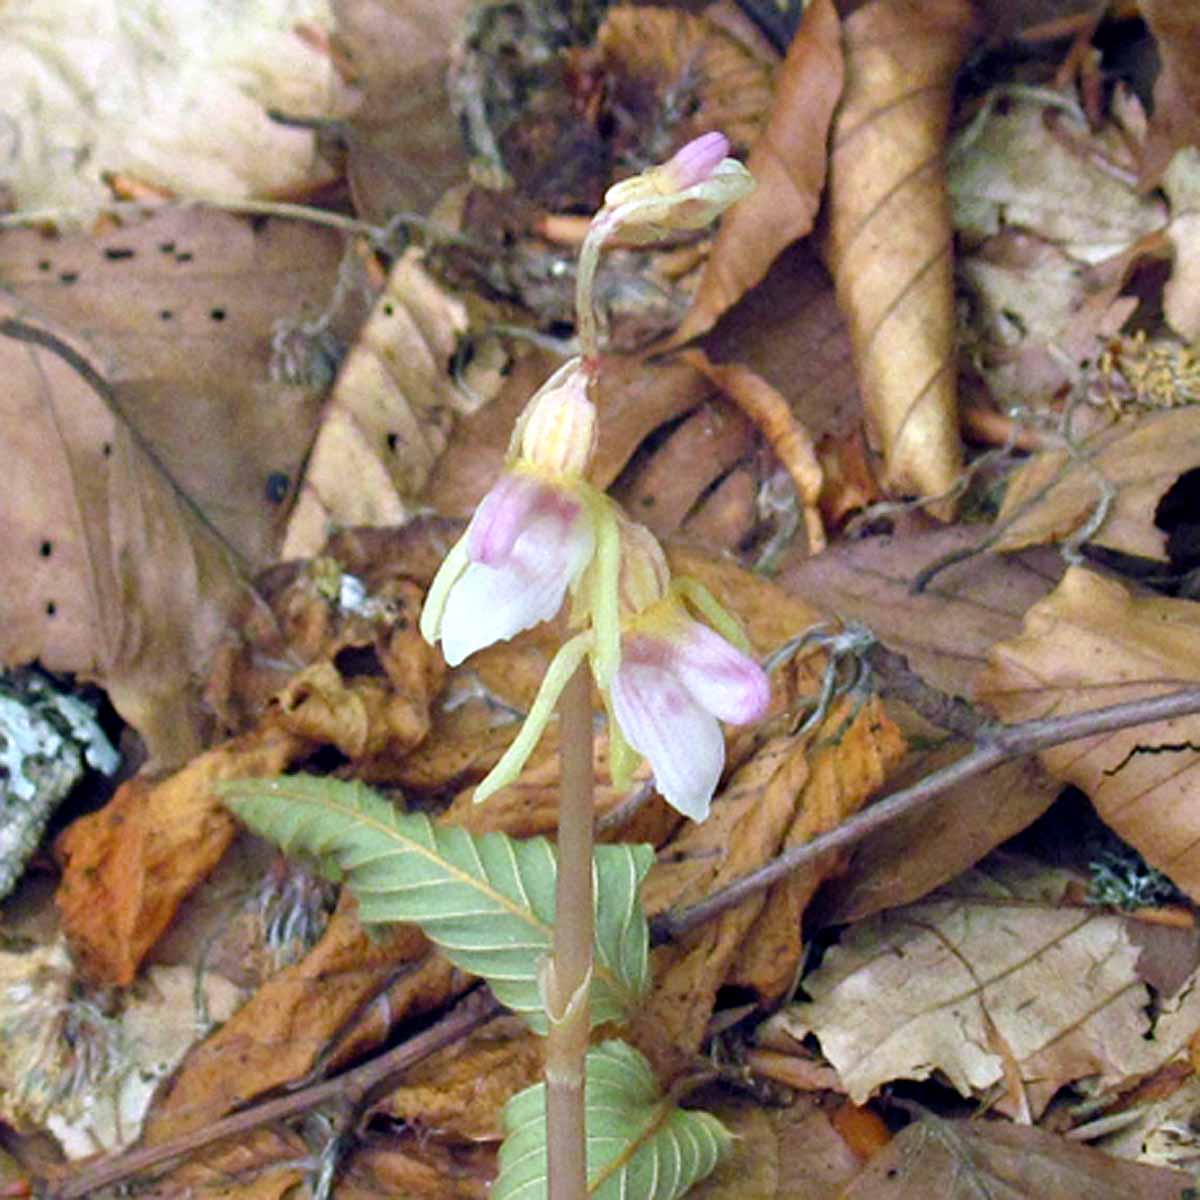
[545,661,595,1200]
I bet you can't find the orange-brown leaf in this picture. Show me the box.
[55,727,307,985]
[671,0,844,345]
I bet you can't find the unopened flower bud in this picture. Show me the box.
[601,132,755,241]
[510,358,596,477]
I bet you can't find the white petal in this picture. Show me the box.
[669,622,771,725]
[439,510,592,665]
[611,660,724,821]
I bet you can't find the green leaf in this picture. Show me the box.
[494,1040,732,1200]
[219,776,651,1032]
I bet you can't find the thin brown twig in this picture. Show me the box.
[42,986,502,1200]
[650,686,1200,943]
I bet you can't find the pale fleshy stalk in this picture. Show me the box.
[543,661,595,1200]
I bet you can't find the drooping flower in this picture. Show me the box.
[419,357,605,666]
[599,131,756,242]
[473,515,770,821]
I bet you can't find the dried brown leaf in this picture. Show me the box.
[671,0,844,345]
[634,695,904,1079]
[839,1112,1192,1199]
[378,1020,542,1142]
[143,898,452,1144]
[977,566,1200,899]
[55,727,308,986]
[993,408,1200,560]
[1137,1,1200,190]
[281,249,472,557]
[821,0,977,506]
[780,529,1063,920]
[335,0,473,220]
[780,858,1198,1115]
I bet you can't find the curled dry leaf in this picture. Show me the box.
[779,857,1200,1117]
[821,0,977,508]
[281,249,473,558]
[670,0,844,346]
[55,727,309,986]
[992,408,1200,561]
[634,694,904,1080]
[977,566,1200,899]
[682,349,826,552]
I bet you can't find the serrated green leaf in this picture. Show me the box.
[494,1040,731,1200]
[219,776,651,1033]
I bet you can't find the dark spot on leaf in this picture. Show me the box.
[39,540,52,557]
[386,432,399,452]
[209,307,226,322]
[45,601,57,617]
[265,472,290,503]
[640,495,656,508]
[159,310,173,321]
[159,242,176,254]
[37,260,51,272]
[249,214,269,233]
[103,247,135,261]
[382,302,395,316]
[396,616,409,631]
[102,442,113,457]
[176,251,193,263]
[58,272,79,285]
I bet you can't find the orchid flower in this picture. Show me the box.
[419,357,613,666]
[474,516,771,821]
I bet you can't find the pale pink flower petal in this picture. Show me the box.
[440,503,593,666]
[669,621,771,725]
[467,472,547,566]
[663,132,730,191]
[611,657,725,822]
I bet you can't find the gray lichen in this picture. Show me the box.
[0,671,119,901]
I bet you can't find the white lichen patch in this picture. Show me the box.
[0,671,119,900]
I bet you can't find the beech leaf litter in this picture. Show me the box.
[3,2,1200,1197]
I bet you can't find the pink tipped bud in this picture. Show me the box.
[661,132,730,191]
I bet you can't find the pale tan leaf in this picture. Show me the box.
[779,858,1192,1115]
[671,0,844,345]
[281,250,471,558]
[977,566,1200,899]
[839,1112,1192,1199]
[0,0,354,212]
[950,96,1167,264]
[992,408,1200,560]
[820,0,976,506]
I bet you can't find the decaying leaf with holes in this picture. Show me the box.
[281,250,480,558]
[820,0,976,510]
[978,566,1200,900]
